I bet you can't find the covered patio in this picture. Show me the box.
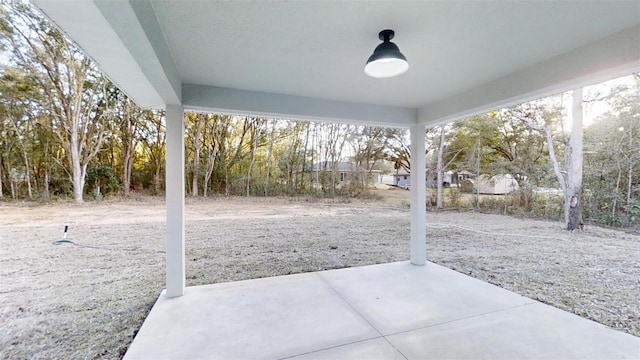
[123,261,639,359]
[32,1,640,358]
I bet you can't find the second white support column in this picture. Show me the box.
[165,104,185,297]
[410,124,427,266]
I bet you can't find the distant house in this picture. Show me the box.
[456,171,474,183]
[392,170,458,188]
[461,174,519,195]
[392,169,411,188]
[303,161,381,186]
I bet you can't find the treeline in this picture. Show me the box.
[0,3,406,202]
[435,85,639,228]
[1,3,638,228]
[181,115,402,197]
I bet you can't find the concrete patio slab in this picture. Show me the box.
[124,261,640,360]
[317,261,534,335]
[387,301,640,359]
[284,337,406,360]
[124,272,379,359]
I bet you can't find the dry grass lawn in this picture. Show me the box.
[1,190,638,359]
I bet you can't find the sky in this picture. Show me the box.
[581,74,636,126]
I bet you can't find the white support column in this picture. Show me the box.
[165,104,185,297]
[410,124,427,266]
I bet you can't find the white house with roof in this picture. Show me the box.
[392,169,411,188]
[303,161,382,188]
[461,174,520,195]
[392,169,456,188]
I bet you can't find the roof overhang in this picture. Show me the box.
[33,0,640,127]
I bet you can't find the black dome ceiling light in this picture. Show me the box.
[364,29,409,78]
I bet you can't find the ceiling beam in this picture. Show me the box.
[418,25,640,126]
[95,0,181,106]
[182,84,417,127]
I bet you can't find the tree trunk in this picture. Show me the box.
[627,164,633,208]
[300,123,310,192]
[203,145,217,197]
[626,117,633,207]
[613,161,622,216]
[0,160,4,199]
[43,169,50,200]
[154,165,161,194]
[123,151,132,196]
[156,115,165,195]
[203,115,219,198]
[511,109,572,227]
[70,130,84,203]
[246,119,259,196]
[43,141,50,200]
[312,124,320,189]
[475,136,481,209]
[121,99,137,197]
[191,114,204,197]
[21,149,32,199]
[436,126,445,209]
[80,162,89,201]
[264,120,275,196]
[9,117,33,199]
[564,88,584,230]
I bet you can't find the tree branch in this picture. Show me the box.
[508,109,567,192]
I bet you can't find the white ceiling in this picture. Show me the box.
[34,0,640,127]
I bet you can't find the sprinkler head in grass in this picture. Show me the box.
[53,225,73,245]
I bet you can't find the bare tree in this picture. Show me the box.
[436,125,446,208]
[510,88,584,230]
[9,5,108,202]
[263,119,276,196]
[386,129,410,174]
[349,126,392,190]
[188,113,206,196]
[564,89,584,230]
[202,114,225,197]
[0,69,36,199]
[246,117,263,196]
[139,111,166,194]
[113,92,143,197]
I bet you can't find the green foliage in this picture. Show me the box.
[442,79,638,229]
[582,76,640,228]
[445,105,560,189]
[86,164,119,198]
[0,3,637,231]
[624,199,640,224]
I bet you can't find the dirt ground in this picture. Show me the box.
[1,190,638,359]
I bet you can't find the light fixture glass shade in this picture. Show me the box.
[365,30,409,78]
